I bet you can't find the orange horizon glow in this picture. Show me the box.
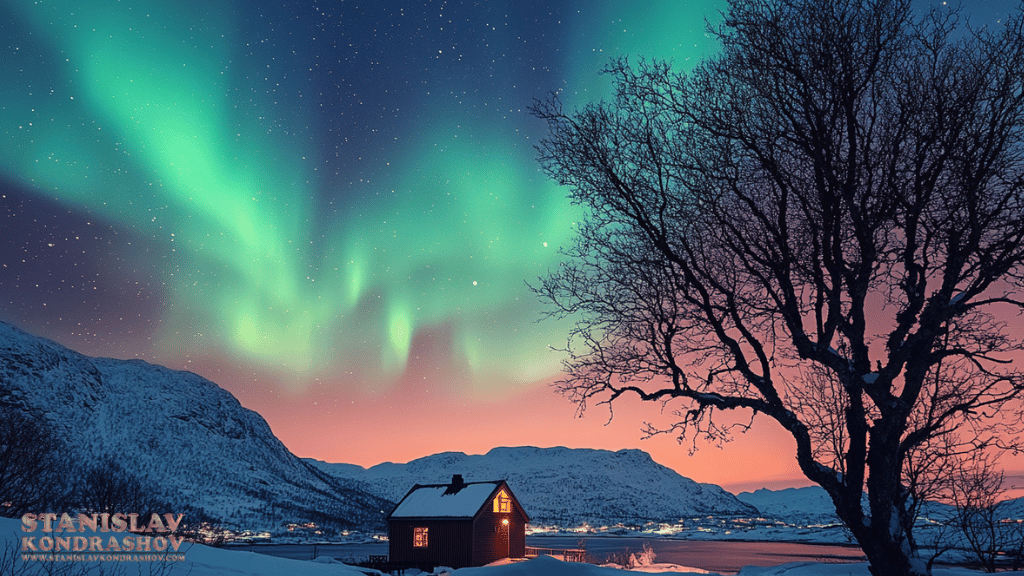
[206,353,1024,497]
[196,352,815,495]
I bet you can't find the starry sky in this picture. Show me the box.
[2,0,1022,494]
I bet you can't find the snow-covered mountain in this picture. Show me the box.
[0,320,391,533]
[997,497,1024,519]
[736,485,972,528]
[308,446,758,525]
[736,486,841,525]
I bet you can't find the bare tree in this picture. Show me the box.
[531,1,1024,575]
[931,453,1024,573]
[0,406,68,517]
[69,455,172,522]
[946,455,1007,573]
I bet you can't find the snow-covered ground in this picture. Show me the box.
[446,556,1024,576]
[2,516,1020,576]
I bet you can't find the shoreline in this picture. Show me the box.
[223,532,861,548]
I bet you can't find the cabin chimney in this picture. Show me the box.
[445,474,466,494]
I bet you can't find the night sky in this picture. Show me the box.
[2,0,1022,493]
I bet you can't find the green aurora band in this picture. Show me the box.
[1,0,722,393]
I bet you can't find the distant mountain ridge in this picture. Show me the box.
[736,486,841,524]
[309,445,758,525]
[0,320,390,532]
[736,485,976,528]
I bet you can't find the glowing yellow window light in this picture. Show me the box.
[493,489,512,513]
[413,527,428,547]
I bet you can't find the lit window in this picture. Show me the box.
[493,490,512,513]
[413,527,428,548]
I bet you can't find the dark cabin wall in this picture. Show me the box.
[388,519,474,568]
[471,500,529,566]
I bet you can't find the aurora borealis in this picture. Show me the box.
[3,0,1022,492]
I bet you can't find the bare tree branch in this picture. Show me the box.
[531,1,1024,575]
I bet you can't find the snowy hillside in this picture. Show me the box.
[0,320,391,533]
[308,446,757,525]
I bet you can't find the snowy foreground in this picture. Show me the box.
[1,517,1020,576]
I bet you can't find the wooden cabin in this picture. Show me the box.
[386,474,530,569]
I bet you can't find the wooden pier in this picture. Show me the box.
[524,546,586,562]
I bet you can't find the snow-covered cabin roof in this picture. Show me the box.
[388,477,511,519]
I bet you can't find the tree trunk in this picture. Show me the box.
[833,478,929,576]
[856,529,928,576]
